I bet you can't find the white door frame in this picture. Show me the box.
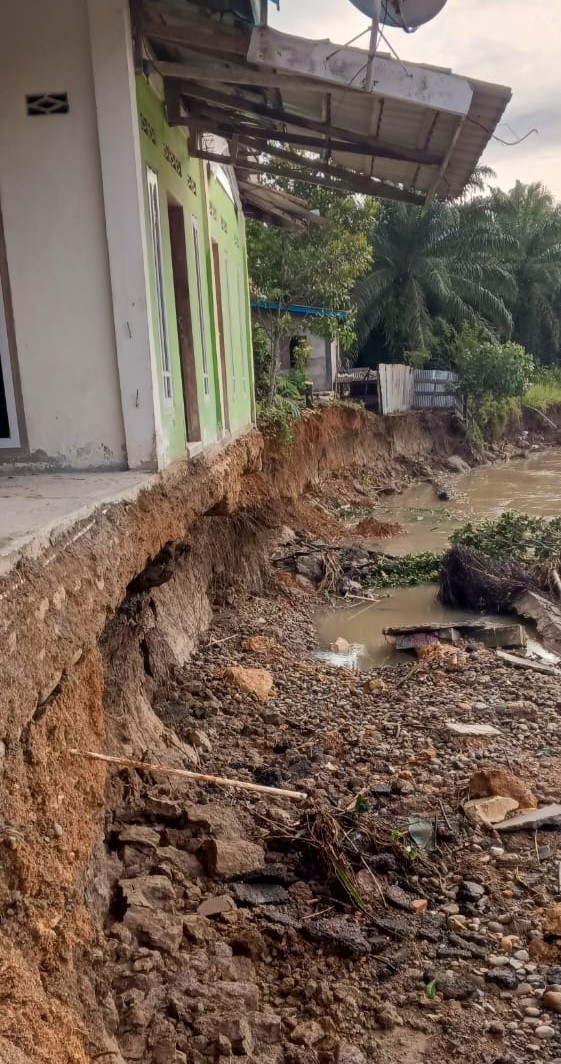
[0,267,20,448]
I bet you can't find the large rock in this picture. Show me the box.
[542,990,561,1014]
[120,874,183,953]
[224,666,274,701]
[446,455,471,474]
[123,906,183,953]
[337,1045,367,1064]
[202,837,265,878]
[120,875,176,912]
[291,1021,325,1047]
[469,767,537,810]
[545,903,561,937]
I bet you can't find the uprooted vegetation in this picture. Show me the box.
[441,512,561,614]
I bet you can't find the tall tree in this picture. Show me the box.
[490,182,561,364]
[247,184,377,397]
[354,198,514,362]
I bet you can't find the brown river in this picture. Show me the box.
[316,449,561,668]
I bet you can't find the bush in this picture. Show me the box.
[525,366,561,410]
[473,395,522,441]
[451,327,534,402]
[256,395,301,447]
[252,323,271,401]
[452,511,561,564]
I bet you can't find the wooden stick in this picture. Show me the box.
[68,749,307,801]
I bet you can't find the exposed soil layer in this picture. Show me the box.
[0,405,560,1064]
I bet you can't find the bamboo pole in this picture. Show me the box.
[68,749,307,801]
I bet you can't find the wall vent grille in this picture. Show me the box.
[26,93,69,116]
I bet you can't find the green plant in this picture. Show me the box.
[362,551,442,589]
[290,337,311,375]
[525,366,561,409]
[252,322,272,401]
[354,795,369,815]
[452,511,561,564]
[248,184,376,397]
[354,198,514,360]
[257,395,301,447]
[425,979,437,1000]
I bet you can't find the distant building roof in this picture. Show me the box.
[252,301,348,320]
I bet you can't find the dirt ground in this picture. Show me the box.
[92,564,561,1064]
[1,406,561,1064]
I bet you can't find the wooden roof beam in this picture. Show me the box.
[174,106,443,167]
[171,82,444,167]
[192,148,424,205]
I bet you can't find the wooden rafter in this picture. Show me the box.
[167,81,443,168]
[175,106,443,167]
[190,148,423,205]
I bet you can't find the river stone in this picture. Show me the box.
[542,990,561,1014]
[536,1025,556,1039]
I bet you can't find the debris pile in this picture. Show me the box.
[91,584,561,1063]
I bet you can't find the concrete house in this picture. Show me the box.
[0,0,512,474]
[0,0,257,472]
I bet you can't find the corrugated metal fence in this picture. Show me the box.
[378,364,415,414]
[339,364,462,415]
[413,369,461,411]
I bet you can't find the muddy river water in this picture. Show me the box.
[316,448,561,668]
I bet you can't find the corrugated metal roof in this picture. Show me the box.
[141,1,512,205]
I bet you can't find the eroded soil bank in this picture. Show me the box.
[0,405,560,1064]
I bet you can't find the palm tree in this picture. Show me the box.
[354,198,514,361]
[490,182,561,364]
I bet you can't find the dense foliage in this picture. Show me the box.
[248,172,561,436]
[451,511,561,565]
[247,184,377,398]
[354,180,561,374]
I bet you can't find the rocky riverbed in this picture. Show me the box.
[98,571,561,1064]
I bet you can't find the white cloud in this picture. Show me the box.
[269,0,561,199]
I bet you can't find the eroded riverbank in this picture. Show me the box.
[1,406,561,1064]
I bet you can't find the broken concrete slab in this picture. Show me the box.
[384,620,486,637]
[117,825,161,848]
[464,796,519,825]
[514,590,561,656]
[472,624,526,649]
[202,837,266,878]
[446,722,501,737]
[495,804,561,832]
[387,620,525,650]
[496,649,557,675]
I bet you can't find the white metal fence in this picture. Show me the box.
[413,368,461,411]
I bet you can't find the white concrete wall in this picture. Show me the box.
[0,0,128,468]
[88,0,163,471]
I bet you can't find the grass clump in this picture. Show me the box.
[525,368,561,410]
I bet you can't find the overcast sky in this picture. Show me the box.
[269,0,561,200]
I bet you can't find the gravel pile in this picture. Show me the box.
[103,580,561,1064]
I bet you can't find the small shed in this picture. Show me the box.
[252,302,347,393]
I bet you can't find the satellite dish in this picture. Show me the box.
[349,0,448,29]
